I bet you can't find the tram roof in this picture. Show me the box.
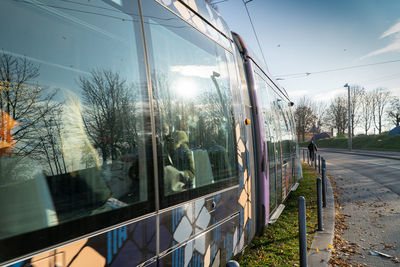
[232,32,292,102]
[156,0,232,41]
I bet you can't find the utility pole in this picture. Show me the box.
[344,83,352,151]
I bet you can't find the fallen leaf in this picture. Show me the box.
[384,244,394,250]
[392,257,400,263]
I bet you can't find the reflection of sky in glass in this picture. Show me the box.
[148,16,230,102]
[0,0,141,100]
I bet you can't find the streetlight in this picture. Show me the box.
[344,83,352,151]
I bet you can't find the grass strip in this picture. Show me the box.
[234,163,319,266]
[300,133,400,151]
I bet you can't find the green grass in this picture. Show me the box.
[234,164,319,266]
[300,133,400,151]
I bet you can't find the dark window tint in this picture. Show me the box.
[0,0,152,241]
[141,1,237,205]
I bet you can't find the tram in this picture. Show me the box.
[0,0,301,266]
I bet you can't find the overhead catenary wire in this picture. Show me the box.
[348,72,400,88]
[241,0,270,73]
[308,73,400,98]
[275,59,400,80]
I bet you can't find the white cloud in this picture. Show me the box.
[170,65,218,78]
[288,89,310,97]
[361,37,400,59]
[380,21,400,39]
[314,88,345,102]
[361,21,400,59]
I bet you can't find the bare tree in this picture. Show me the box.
[372,88,391,134]
[349,85,364,136]
[313,100,328,133]
[153,71,234,149]
[387,97,400,127]
[33,102,67,175]
[79,69,136,164]
[152,73,182,131]
[0,53,60,157]
[326,95,348,135]
[200,82,234,148]
[360,90,373,135]
[294,96,317,141]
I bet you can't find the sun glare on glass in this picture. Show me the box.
[174,78,198,99]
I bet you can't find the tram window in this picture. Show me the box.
[141,1,237,205]
[277,101,291,160]
[0,0,152,241]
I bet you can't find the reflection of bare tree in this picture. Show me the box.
[152,73,184,131]
[79,69,136,164]
[153,71,235,181]
[153,71,233,148]
[0,53,60,158]
[200,91,226,144]
[200,81,233,147]
[34,105,67,175]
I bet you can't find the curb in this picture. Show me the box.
[314,148,400,161]
[307,177,335,266]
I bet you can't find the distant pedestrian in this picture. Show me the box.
[308,140,318,162]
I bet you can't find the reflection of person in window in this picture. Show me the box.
[163,130,194,194]
[0,111,58,238]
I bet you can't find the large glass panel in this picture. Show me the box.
[266,86,283,204]
[277,101,292,194]
[0,0,151,240]
[254,73,277,211]
[142,1,237,201]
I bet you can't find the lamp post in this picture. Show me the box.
[344,83,352,151]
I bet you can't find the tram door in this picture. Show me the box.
[234,38,258,240]
[253,73,282,215]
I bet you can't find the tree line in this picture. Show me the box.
[294,86,400,141]
[0,53,140,176]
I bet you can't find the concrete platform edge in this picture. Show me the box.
[307,177,335,266]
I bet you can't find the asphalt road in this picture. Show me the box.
[315,150,400,266]
[320,151,400,196]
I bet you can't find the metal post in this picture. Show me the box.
[345,83,352,151]
[298,196,307,267]
[303,149,305,162]
[318,155,321,173]
[307,151,309,165]
[317,178,324,231]
[226,260,240,267]
[321,158,327,208]
[314,153,317,170]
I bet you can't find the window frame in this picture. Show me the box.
[0,199,155,264]
[0,0,156,264]
[141,0,239,210]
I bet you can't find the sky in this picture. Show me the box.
[215,0,400,103]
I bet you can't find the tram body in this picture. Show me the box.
[0,0,301,266]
